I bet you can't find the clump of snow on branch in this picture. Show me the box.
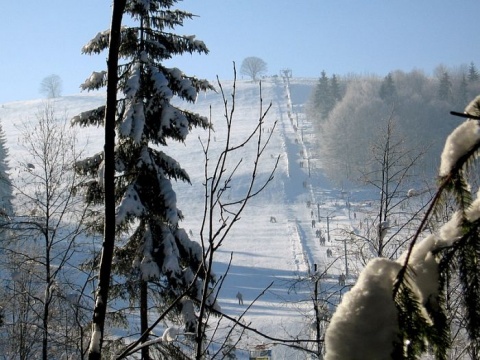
[325,258,402,359]
[176,228,202,262]
[465,94,480,117]
[125,63,141,99]
[118,64,146,143]
[440,96,480,177]
[88,329,102,353]
[439,120,480,177]
[149,65,173,100]
[82,29,110,55]
[162,231,181,275]
[97,160,105,188]
[398,235,440,307]
[119,100,145,144]
[81,71,107,90]
[115,185,145,225]
[159,176,179,225]
[140,224,160,280]
[161,327,180,342]
[180,298,197,331]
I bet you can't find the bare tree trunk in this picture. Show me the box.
[140,280,151,360]
[88,1,126,359]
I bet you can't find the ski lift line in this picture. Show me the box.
[450,111,480,120]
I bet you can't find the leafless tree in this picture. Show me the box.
[39,74,63,98]
[240,56,268,82]
[0,102,93,359]
[353,115,429,262]
[193,71,278,359]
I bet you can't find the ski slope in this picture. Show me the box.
[0,77,360,358]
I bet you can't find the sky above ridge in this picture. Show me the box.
[1,0,479,103]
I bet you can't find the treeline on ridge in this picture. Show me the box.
[307,63,480,185]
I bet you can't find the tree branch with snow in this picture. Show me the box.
[325,95,480,359]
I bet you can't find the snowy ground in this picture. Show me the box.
[0,77,364,358]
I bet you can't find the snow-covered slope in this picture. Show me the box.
[0,78,358,357]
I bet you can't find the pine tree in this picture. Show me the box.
[330,73,342,103]
[438,71,453,101]
[457,73,468,107]
[73,1,214,357]
[314,70,334,120]
[468,62,479,83]
[0,121,12,218]
[379,72,396,102]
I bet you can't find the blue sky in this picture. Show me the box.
[1,0,479,103]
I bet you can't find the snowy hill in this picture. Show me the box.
[0,77,360,358]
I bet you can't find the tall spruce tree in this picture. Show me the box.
[72,1,214,357]
[314,70,334,120]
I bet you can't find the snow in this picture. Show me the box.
[0,77,459,358]
[439,119,480,177]
[325,258,402,360]
[140,225,161,280]
[0,78,352,357]
[465,94,480,117]
[440,96,480,177]
[88,326,102,353]
[81,71,107,91]
[115,184,145,225]
[161,327,180,342]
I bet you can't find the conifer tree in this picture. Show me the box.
[73,1,214,357]
[438,71,453,101]
[468,62,479,83]
[379,72,396,102]
[314,70,334,120]
[330,74,342,103]
[0,121,12,218]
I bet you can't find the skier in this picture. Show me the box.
[236,291,244,305]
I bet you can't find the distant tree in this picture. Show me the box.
[74,1,213,358]
[438,71,453,101]
[319,78,390,183]
[468,62,479,83]
[240,56,267,81]
[356,116,427,260]
[0,121,13,217]
[39,74,62,98]
[379,72,396,102]
[313,71,333,120]
[330,74,342,102]
[457,72,469,107]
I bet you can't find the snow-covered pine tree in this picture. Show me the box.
[72,0,214,356]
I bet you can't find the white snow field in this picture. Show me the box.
[0,77,363,358]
